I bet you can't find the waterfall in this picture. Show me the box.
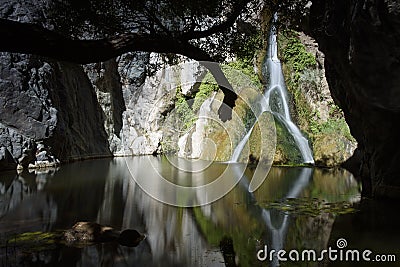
[230,124,255,162]
[231,14,314,164]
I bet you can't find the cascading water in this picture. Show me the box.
[231,14,314,164]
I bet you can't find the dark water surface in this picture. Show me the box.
[0,156,398,266]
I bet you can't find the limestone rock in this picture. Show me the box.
[313,134,357,167]
[117,58,206,156]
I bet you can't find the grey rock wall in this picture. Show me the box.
[0,52,111,169]
[309,0,400,198]
[84,59,125,154]
[0,0,111,170]
[115,57,205,156]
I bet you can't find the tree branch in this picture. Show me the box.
[0,19,188,64]
[0,18,237,120]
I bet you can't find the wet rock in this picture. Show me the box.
[17,141,36,168]
[84,59,125,154]
[28,143,60,169]
[220,237,237,267]
[64,222,115,243]
[117,229,146,247]
[64,222,145,247]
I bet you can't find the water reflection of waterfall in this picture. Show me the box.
[261,168,312,267]
[0,157,360,266]
[232,164,313,267]
[231,14,314,164]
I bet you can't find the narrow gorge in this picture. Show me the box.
[1,1,400,266]
[1,0,396,200]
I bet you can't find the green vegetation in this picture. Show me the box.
[274,119,303,164]
[5,231,63,252]
[278,30,356,166]
[193,207,226,245]
[193,204,263,267]
[227,60,262,88]
[169,59,263,160]
[192,59,262,114]
[192,74,219,113]
[310,116,354,142]
[280,32,317,83]
[175,86,197,131]
[261,198,358,217]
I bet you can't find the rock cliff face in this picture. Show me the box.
[0,0,111,169]
[84,59,125,154]
[308,0,400,198]
[0,53,111,167]
[279,31,357,167]
[116,58,205,156]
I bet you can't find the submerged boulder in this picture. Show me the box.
[64,222,145,247]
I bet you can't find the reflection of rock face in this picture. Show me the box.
[94,158,225,266]
[309,1,400,198]
[0,172,58,232]
[0,146,16,170]
[0,157,361,266]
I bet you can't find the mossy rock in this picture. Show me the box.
[313,133,355,167]
[5,231,63,253]
[273,119,303,165]
[261,197,358,217]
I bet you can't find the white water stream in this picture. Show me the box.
[231,14,314,164]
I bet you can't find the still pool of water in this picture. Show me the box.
[0,156,399,266]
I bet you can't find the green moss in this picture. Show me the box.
[175,86,197,131]
[274,119,303,164]
[226,60,262,89]
[280,31,317,83]
[278,30,356,167]
[193,206,263,267]
[192,73,219,113]
[10,231,60,244]
[261,198,358,217]
[193,207,225,245]
[5,231,63,253]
